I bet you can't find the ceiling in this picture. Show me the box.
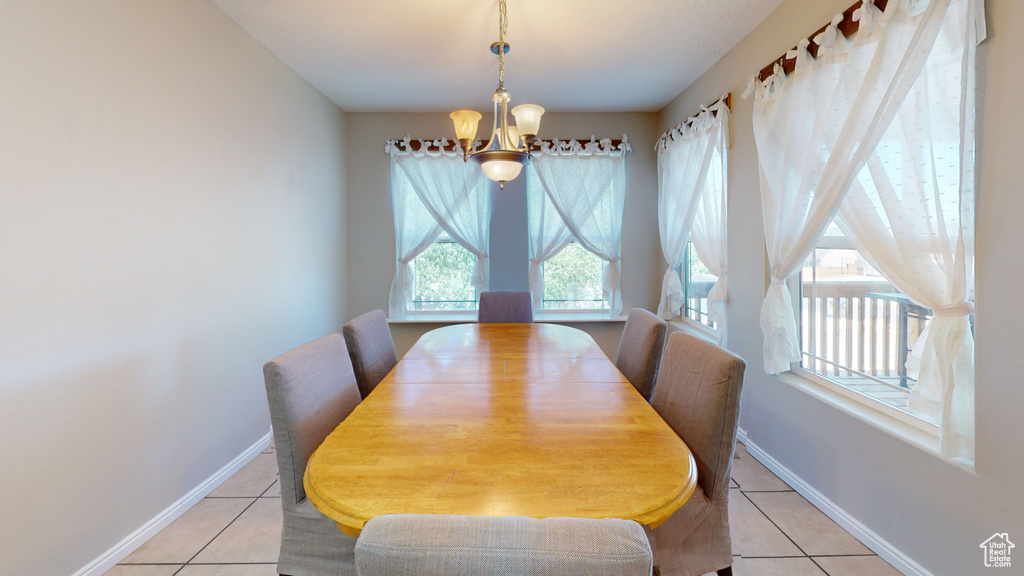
[209,0,785,113]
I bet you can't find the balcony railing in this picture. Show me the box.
[799,281,930,387]
[684,278,717,330]
[687,279,932,410]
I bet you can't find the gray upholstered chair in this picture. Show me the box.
[354,514,653,576]
[615,308,668,401]
[263,334,362,576]
[477,291,533,323]
[646,332,745,576]
[343,309,398,398]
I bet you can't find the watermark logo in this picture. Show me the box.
[980,533,1014,568]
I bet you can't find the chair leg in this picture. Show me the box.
[716,566,733,576]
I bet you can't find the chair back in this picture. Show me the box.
[263,333,361,505]
[478,291,533,323]
[355,514,652,576]
[343,309,398,398]
[650,332,745,501]
[615,308,668,400]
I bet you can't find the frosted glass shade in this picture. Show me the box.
[480,159,523,183]
[511,104,544,136]
[502,126,521,150]
[450,110,483,141]
[473,149,527,183]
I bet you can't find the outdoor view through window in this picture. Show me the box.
[542,242,608,310]
[798,224,931,413]
[409,235,476,311]
[408,236,608,312]
[683,241,718,330]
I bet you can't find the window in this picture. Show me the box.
[541,242,608,311]
[408,234,477,312]
[682,241,717,330]
[526,141,628,315]
[390,137,628,318]
[749,0,979,460]
[387,141,491,317]
[655,99,728,332]
[796,225,933,414]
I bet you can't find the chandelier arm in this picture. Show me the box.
[469,97,501,159]
[500,98,510,149]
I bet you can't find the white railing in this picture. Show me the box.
[687,280,931,388]
[800,282,930,388]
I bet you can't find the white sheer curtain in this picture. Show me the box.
[526,165,573,311]
[691,112,729,341]
[656,100,730,338]
[835,0,982,462]
[393,142,491,296]
[532,138,629,315]
[749,0,965,375]
[748,0,982,462]
[386,152,442,316]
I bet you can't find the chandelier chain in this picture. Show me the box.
[498,0,507,84]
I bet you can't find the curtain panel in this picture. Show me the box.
[834,0,982,462]
[655,98,730,342]
[526,166,573,312]
[746,0,983,463]
[386,137,492,314]
[530,137,630,315]
[386,152,442,316]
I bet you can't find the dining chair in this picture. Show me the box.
[477,291,533,323]
[354,514,653,576]
[343,309,398,398]
[646,332,745,576]
[615,307,668,401]
[263,333,363,576]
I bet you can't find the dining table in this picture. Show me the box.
[304,322,697,537]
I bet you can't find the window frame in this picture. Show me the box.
[405,234,479,314]
[678,240,720,336]
[539,240,611,313]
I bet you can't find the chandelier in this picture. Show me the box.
[450,0,544,189]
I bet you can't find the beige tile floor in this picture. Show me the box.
[104,441,903,576]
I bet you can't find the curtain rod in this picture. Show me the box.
[757,0,889,83]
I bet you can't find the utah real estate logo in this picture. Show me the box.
[980,533,1014,568]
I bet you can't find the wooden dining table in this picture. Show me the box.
[304,322,697,537]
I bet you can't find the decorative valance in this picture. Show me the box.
[384,135,631,158]
[385,137,468,157]
[656,94,731,153]
[531,136,631,157]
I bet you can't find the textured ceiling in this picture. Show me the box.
[209,0,785,112]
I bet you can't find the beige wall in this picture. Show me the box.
[660,0,1024,573]
[0,1,347,573]
[345,112,661,358]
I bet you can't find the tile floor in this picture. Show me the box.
[103,441,903,576]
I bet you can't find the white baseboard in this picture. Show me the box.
[736,428,932,576]
[72,428,274,576]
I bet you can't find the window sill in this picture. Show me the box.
[534,312,627,323]
[387,313,478,324]
[667,318,720,343]
[774,370,944,457]
[387,312,628,324]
